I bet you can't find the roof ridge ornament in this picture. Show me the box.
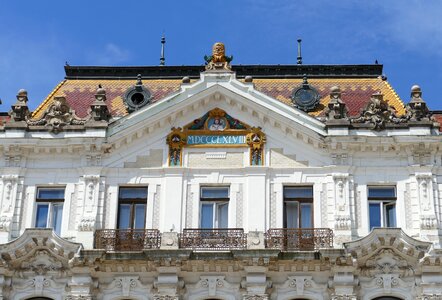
[204,42,233,72]
[297,39,302,65]
[325,86,348,121]
[405,85,431,122]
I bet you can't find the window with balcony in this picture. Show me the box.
[368,186,396,230]
[117,187,148,229]
[35,188,65,235]
[283,186,313,228]
[200,187,229,229]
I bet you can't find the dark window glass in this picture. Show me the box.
[283,186,313,228]
[119,187,148,199]
[37,188,65,200]
[117,187,147,229]
[368,186,396,230]
[201,187,229,199]
[284,187,313,198]
[35,188,65,235]
[200,187,229,228]
[368,187,395,198]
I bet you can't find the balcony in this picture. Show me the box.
[94,229,161,251]
[265,228,334,251]
[179,228,247,251]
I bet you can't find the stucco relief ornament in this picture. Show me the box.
[204,42,233,71]
[27,96,86,133]
[351,91,407,130]
[360,249,412,277]
[246,127,266,166]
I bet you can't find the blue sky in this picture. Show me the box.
[1,0,442,110]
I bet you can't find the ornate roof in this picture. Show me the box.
[30,64,406,120]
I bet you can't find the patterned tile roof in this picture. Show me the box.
[32,75,406,121]
[32,79,185,119]
[250,77,406,117]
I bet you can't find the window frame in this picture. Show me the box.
[35,187,65,235]
[368,186,397,230]
[283,186,314,228]
[117,186,148,230]
[199,186,230,229]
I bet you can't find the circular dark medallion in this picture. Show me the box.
[123,75,153,112]
[291,76,320,112]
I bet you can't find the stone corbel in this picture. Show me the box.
[242,270,270,296]
[66,274,93,299]
[154,272,181,297]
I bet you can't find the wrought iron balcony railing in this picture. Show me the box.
[94,229,161,251]
[265,228,334,251]
[179,228,247,251]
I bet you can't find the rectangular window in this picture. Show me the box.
[283,186,313,228]
[117,187,148,229]
[35,188,65,235]
[368,186,396,230]
[200,187,229,228]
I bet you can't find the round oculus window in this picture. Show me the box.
[291,79,320,112]
[124,85,152,112]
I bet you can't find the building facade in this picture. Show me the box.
[0,43,442,299]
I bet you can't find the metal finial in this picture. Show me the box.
[136,74,143,85]
[297,39,303,65]
[160,34,166,66]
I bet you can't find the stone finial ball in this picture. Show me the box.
[411,85,421,93]
[17,89,28,96]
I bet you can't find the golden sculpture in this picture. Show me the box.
[204,42,233,71]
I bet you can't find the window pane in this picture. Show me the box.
[52,203,63,235]
[285,201,299,228]
[300,203,313,228]
[35,204,49,228]
[201,204,214,228]
[369,203,381,229]
[385,204,396,227]
[201,187,229,199]
[217,203,229,228]
[134,204,146,229]
[284,187,313,198]
[368,187,395,198]
[119,187,148,199]
[37,188,65,200]
[118,204,131,229]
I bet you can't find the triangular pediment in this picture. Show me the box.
[107,72,326,140]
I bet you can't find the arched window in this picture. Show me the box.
[373,297,403,300]
[26,298,54,300]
